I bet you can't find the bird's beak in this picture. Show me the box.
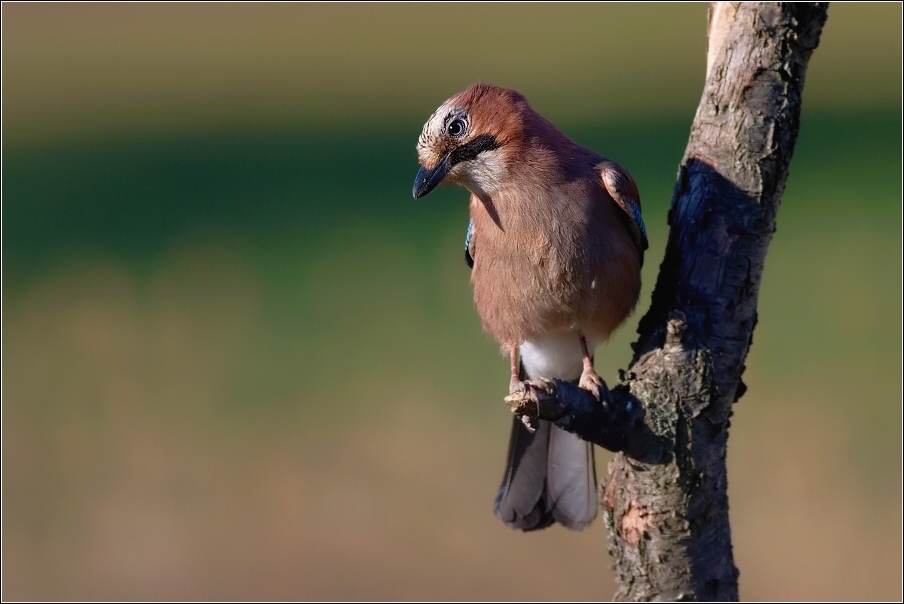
[412,154,451,199]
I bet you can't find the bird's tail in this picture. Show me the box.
[494,363,598,531]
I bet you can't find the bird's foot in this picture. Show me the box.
[504,379,562,430]
[506,380,538,431]
[579,368,610,407]
[509,376,529,398]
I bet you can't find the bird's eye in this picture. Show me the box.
[448,119,466,138]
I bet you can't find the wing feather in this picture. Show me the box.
[598,160,648,266]
[464,218,475,269]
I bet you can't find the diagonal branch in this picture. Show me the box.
[507,3,829,600]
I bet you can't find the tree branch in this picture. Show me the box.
[507,3,829,600]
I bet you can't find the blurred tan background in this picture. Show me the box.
[2,3,901,600]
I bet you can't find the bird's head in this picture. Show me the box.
[412,83,526,199]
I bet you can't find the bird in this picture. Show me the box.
[412,83,647,531]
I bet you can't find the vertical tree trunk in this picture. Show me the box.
[602,4,829,601]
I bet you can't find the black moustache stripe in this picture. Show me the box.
[448,134,500,166]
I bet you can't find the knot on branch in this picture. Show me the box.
[664,310,688,352]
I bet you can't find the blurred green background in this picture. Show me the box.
[2,3,901,600]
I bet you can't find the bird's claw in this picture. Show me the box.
[505,380,539,431]
[579,369,610,407]
[508,378,530,397]
[504,378,560,423]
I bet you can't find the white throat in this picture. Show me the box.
[452,149,506,198]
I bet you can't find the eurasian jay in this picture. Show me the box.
[412,83,647,531]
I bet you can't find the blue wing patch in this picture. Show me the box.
[627,199,649,253]
[464,219,475,269]
[598,159,648,266]
[625,199,648,267]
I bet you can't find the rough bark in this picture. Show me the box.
[507,3,828,600]
[604,4,828,600]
